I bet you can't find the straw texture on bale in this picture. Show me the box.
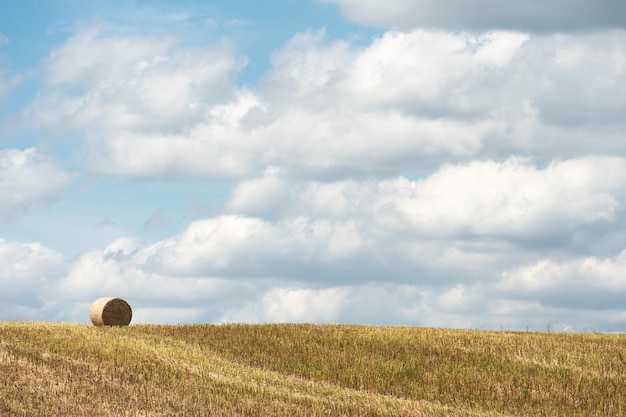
[89,297,132,326]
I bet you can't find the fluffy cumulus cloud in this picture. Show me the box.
[319,0,626,31]
[499,253,626,309]
[223,156,625,247]
[21,27,626,179]
[260,28,626,166]
[493,253,626,332]
[26,27,245,134]
[0,148,73,219]
[0,239,65,320]
[24,153,621,329]
[3,2,626,331]
[55,237,256,323]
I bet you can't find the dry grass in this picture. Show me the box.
[1,322,625,416]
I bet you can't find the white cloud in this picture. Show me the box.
[0,239,65,320]
[71,88,263,178]
[60,237,236,299]
[28,149,626,329]
[49,154,626,302]
[266,29,353,96]
[233,156,625,244]
[261,287,346,323]
[18,28,626,180]
[54,236,258,323]
[132,306,208,325]
[0,239,65,294]
[133,215,371,278]
[320,0,626,31]
[498,251,626,309]
[223,167,292,218]
[342,30,530,112]
[43,26,174,86]
[10,217,622,330]
[262,29,626,163]
[436,284,484,314]
[214,281,620,331]
[0,148,74,219]
[521,31,626,128]
[375,156,626,240]
[26,26,246,135]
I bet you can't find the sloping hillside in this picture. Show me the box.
[1,322,625,416]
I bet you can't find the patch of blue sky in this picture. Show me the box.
[1,176,234,257]
[1,0,380,86]
[0,2,70,138]
[0,1,74,69]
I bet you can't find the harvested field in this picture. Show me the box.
[1,322,625,416]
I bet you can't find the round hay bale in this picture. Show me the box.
[89,297,132,326]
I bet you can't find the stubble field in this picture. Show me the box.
[1,322,625,416]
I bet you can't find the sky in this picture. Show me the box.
[1,0,626,331]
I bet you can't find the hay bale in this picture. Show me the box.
[89,297,132,326]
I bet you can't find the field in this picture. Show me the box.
[1,322,625,416]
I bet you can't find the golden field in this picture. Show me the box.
[1,322,625,416]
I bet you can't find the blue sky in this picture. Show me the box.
[2,0,626,331]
